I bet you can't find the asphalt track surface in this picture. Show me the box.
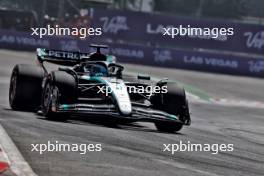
[0,50,264,176]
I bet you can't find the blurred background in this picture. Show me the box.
[0,0,263,77]
[1,0,264,29]
[0,2,264,175]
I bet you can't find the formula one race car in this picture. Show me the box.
[9,44,191,132]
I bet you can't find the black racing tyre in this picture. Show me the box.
[42,71,76,121]
[9,64,44,111]
[153,82,190,132]
[155,121,183,132]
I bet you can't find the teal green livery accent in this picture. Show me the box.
[61,104,69,110]
[106,55,115,63]
[169,114,178,120]
[36,48,47,60]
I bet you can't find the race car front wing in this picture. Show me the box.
[57,103,185,124]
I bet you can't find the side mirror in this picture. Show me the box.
[156,78,169,86]
[137,74,151,80]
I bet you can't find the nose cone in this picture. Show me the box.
[103,78,132,116]
[119,102,132,116]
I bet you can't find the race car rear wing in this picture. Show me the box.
[36,44,115,66]
[36,48,90,66]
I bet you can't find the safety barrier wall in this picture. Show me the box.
[91,9,264,56]
[0,29,263,78]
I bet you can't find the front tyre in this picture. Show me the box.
[42,71,76,121]
[153,82,190,133]
[155,122,183,132]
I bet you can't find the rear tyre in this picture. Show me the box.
[9,64,44,111]
[42,71,76,121]
[153,82,190,133]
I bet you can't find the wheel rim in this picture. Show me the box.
[43,84,52,111]
[9,72,17,104]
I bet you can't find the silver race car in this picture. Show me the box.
[9,45,191,132]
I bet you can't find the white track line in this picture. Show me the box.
[0,143,10,173]
[0,124,37,176]
[210,98,264,109]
